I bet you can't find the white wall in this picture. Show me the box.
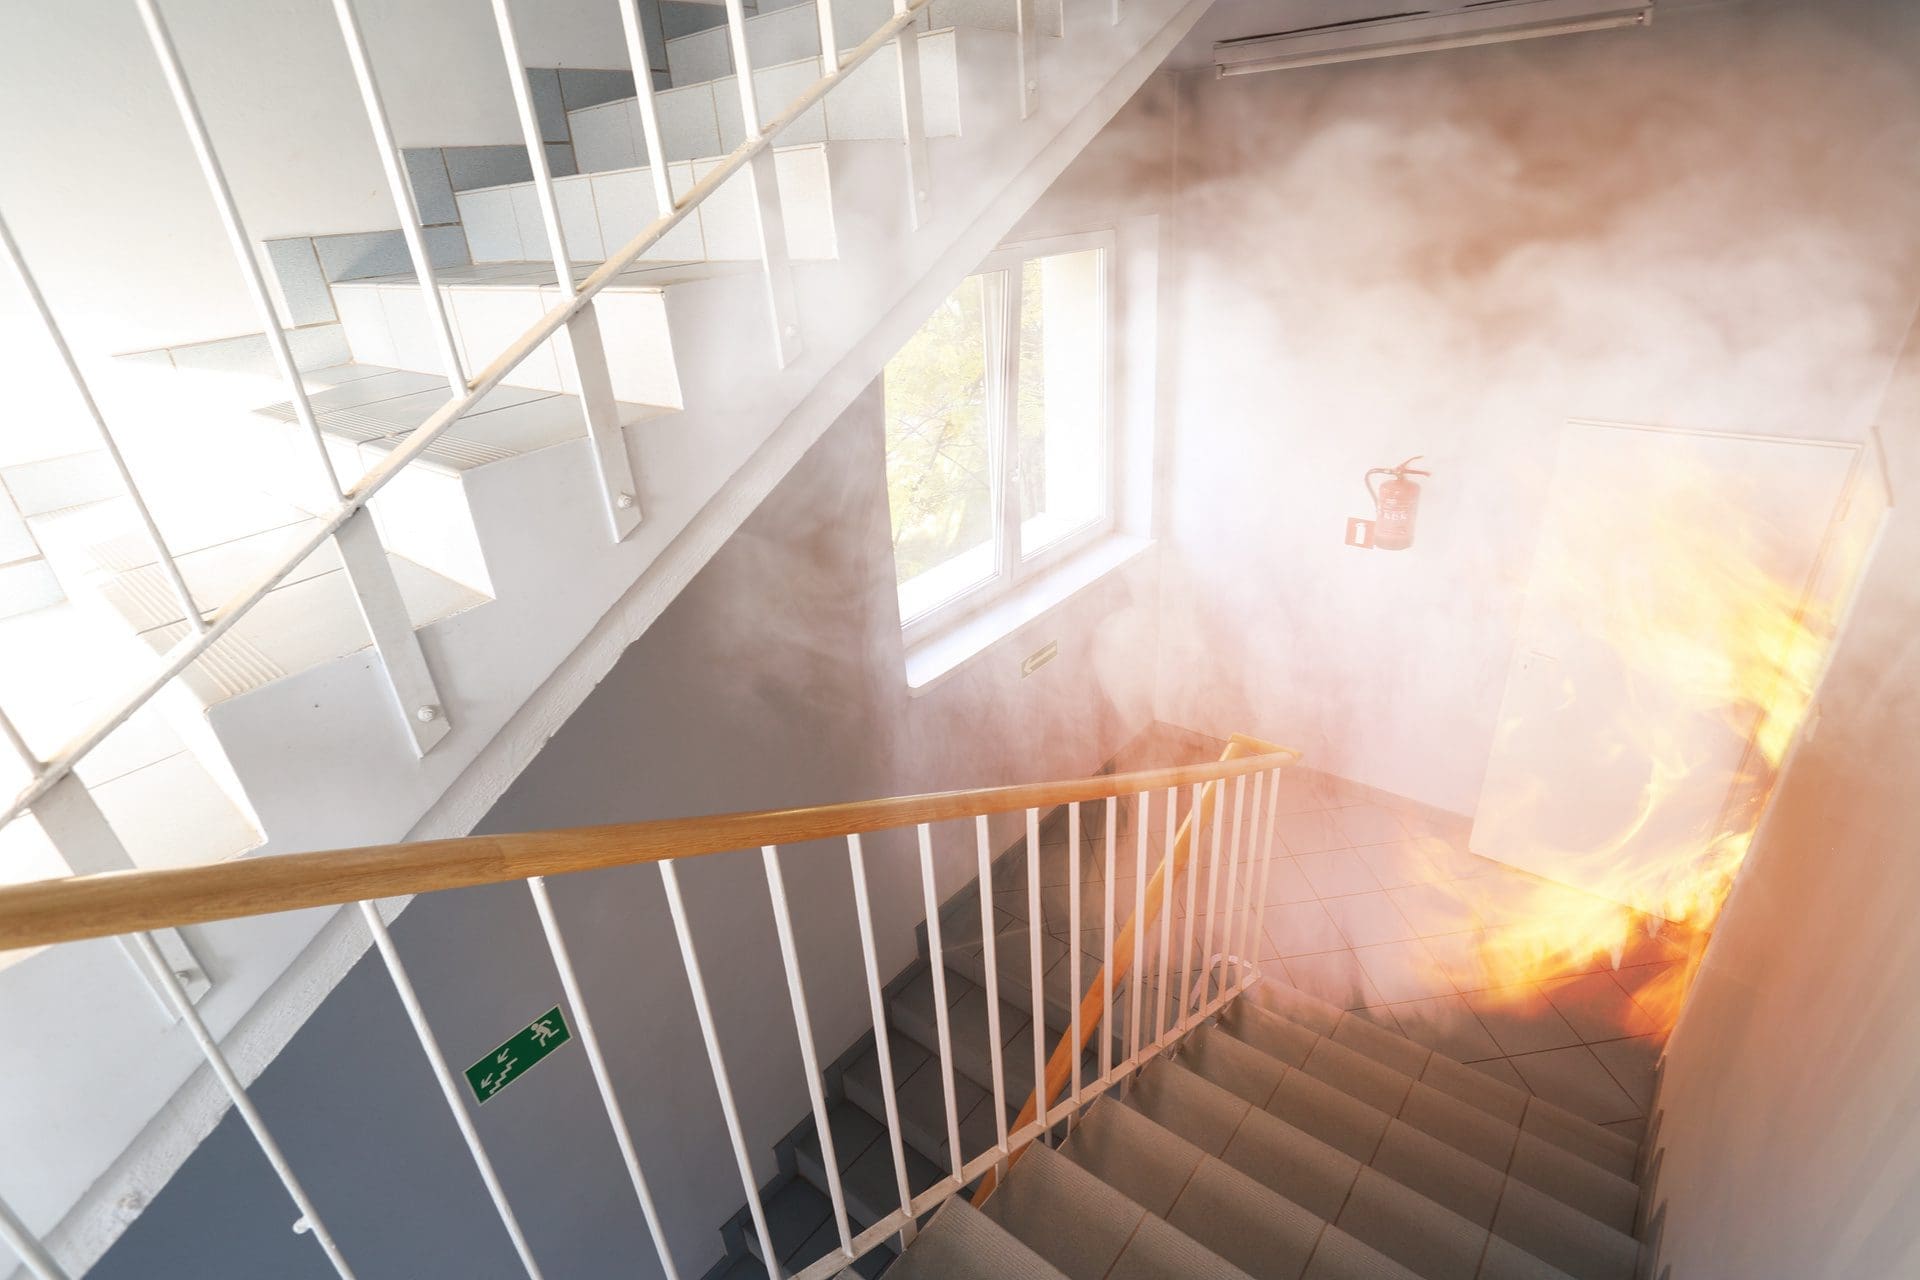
[1148,0,1920,814]
[0,0,629,378]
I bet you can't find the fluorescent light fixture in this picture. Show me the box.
[1214,0,1653,77]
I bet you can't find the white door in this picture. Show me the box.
[1469,421,1866,918]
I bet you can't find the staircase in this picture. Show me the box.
[0,0,1211,1269]
[703,794,1647,1280]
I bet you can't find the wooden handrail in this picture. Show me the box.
[974,732,1287,1201]
[0,745,1298,952]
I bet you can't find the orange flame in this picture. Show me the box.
[1465,449,1876,1030]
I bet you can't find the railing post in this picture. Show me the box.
[722,0,804,366]
[1015,0,1040,119]
[1176,783,1204,1032]
[1066,801,1082,1111]
[490,0,644,543]
[357,902,545,1279]
[1098,794,1116,1084]
[614,0,677,216]
[1224,771,1262,986]
[1154,786,1176,1045]
[130,932,358,1278]
[1208,774,1246,1006]
[973,815,1010,1176]
[0,208,201,636]
[526,878,680,1280]
[329,0,467,394]
[844,835,918,1248]
[761,846,856,1264]
[133,0,452,759]
[0,1192,69,1280]
[1247,766,1286,988]
[1127,789,1149,1067]
[1024,806,1047,1142]
[888,0,933,229]
[915,824,966,1180]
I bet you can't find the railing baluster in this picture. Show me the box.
[0,209,201,636]
[0,1192,67,1280]
[491,0,644,542]
[1015,0,1039,119]
[658,863,785,1275]
[762,846,855,1262]
[526,878,680,1279]
[1154,786,1176,1045]
[1067,801,1081,1111]
[889,0,933,229]
[1226,772,1264,985]
[1212,774,1247,1006]
[133,0,451,757]
[722,0,804,365]
[130,932,358,1278]
[1249,767,1286,989]
[1099,794,1116,1083]
[915,825,965,1181]
[357,902,543,1279]
[1025,806,1047,1141]
[1127,789,1148,1067]
[846,834,919,1248]
[974,815,1010,1175]
[330,0,466,394]
[1177,783,1203,1033]
[614,0,676,216]
[1113,0,1123,26]
[815,0,841,68]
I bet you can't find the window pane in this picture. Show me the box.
[1017,248,1107,557]
[885,273,996,623]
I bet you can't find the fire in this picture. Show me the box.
[1463,441,1879,1030]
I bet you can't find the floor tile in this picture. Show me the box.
[1538,972,1660,1042]
[1602,1117,1647,1144]
[1330,803,1409,849]
[1323,892,1417,948]
[1419,931,1500,994]
[1352,938,1454,1003]
[1275,808,1346,856]
[1610,960,1686,1026]
[1294,849,1381,898]
[1507,1046,1642,1123]
[1406,832,1494,879]
[1386,882,1483,937]
[1347,1006,1402,1034]
[1282,950,1387,1010]
[1258,856,1319,904]
[1387,995,1503,1062]
[1260,901,1348,958]
[1462,985,1582,1056]
[1589,1035,1662,1112]
[1354,839,1447,889]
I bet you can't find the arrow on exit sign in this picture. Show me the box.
[465,1005,573,1104]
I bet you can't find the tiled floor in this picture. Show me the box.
[965,730,1692,1144]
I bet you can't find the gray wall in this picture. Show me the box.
[89,374,1160,1277]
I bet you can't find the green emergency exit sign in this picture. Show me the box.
[465,1005,572,1104]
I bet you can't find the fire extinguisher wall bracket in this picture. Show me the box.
[1352,456,1429,551]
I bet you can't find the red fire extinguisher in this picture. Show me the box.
[1346,456,1430,551]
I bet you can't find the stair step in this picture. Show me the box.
[456,142,839,266]
[1237,986,1641,1182]
[792,1096,944,1229]
[657,0,1056,91]
[1191,1021,1639,1245]
[887,1198,1066,1280]
[1133,1055,1627,1280]
[981,1142,1252,1280]
[329,260,751,408]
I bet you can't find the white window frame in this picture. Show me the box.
[895,229,1118,648]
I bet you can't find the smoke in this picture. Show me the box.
[1144,0,1920,816]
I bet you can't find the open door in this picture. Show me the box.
[1470,420,1885,920]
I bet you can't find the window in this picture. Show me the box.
[884,233,1114,640]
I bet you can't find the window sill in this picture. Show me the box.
[904,534,1155,696]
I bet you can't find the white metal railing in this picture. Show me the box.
[0,748,1294,1279]
[0,0,967,967]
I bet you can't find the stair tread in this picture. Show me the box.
[888,1198,1067,1280]
[332,257,756,295]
